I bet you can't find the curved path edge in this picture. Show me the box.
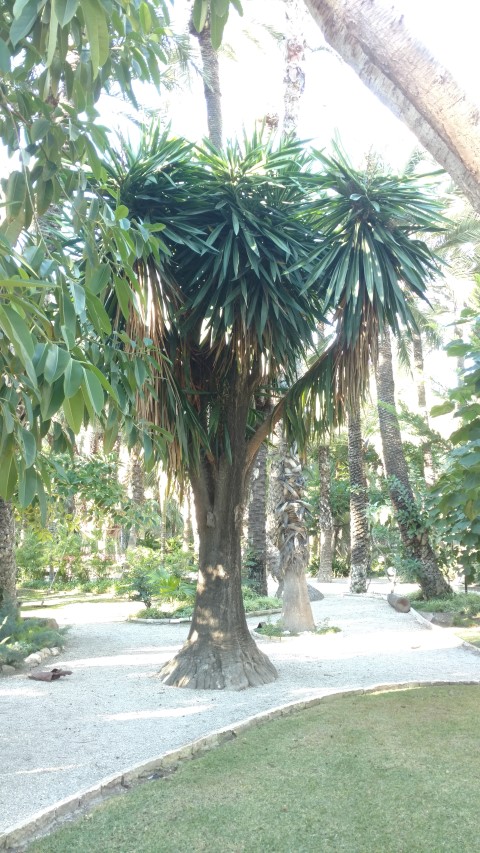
[3,677,480,852]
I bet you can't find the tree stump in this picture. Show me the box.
[387,592,411,613]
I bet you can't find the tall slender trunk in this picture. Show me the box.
[347,400,369,593]
[159,372,277,689]
[266,421,284,596]
[127,446,145,549]
[454,322,466,375]
[317,443,334,582]
[375,329,451,599]
[191,16,223,148]
[412,331,435,485]
[246,442,268,595]
[276,444,315,632]
[182,486,195,551]
[269,0,315,630]
[303,0,480,212]
[0,499,17,609]
[283,0,307,134]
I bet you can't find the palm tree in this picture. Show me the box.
[99,131,447,689]
[375,328,451,598]
[305,147,452,598]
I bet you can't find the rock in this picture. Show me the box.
[24,653,42,665]
[307,584,324,602]
[419,612,434,623]
[22,616,59,630]
[50,647,61,656]
[387,593,411,613]
[431,612,455,627]
[1,664,16,674]
[39,648,51,659]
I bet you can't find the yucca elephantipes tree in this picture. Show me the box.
[100,131,446,689]
[309,150,452,598]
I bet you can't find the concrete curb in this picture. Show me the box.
[2,679,480,851]
[410,606,480,656]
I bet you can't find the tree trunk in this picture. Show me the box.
[303,0,480,212]
[182,486,195,551]
[412,332,435,485]
[191,16,223,148]
[0,499,17,609]
[317,443,334,582]
[246,442,268,595]
[276,446,315,632]
[159,376,277,690]
[266,420,284,596]
[282,0,307,135]
[375,329,451,599]
[347,400,369,593]
[127,446,145,549]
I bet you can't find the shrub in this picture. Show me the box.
[0,605,67,667]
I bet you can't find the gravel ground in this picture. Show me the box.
[1,580,480,834]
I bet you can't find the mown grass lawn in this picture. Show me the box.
[29,685,480,853]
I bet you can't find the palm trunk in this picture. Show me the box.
[246,442,268,595]
[283,0,307,135]
[0,499,17,609]
[276,446,315,632]
[260,1,314,627]
[375,329,451,599]
[412,332,435,485]
[317,443,334,582]
[159,373,277,690]
[191,16,223,148]
[266,421,284,596]
[127,447,145,549]
[182,486,195,551]
[303,0,480,212]
[347,400,369,593]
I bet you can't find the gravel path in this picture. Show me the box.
[1,582,480,834]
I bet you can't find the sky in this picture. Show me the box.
[144,0,480,171]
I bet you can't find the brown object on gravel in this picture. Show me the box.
[28,668,72,682]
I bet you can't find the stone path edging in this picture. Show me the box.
[2,678,479,852]
[410,606,480,656]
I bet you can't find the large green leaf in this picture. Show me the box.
[63,388,85,433]
[54,0,79,27]
[64,359,85,397]
[83,368,105,415]
[81,0,110,78]
[44,343,71,383]
[10,0,48,46]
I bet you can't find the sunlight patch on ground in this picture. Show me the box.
[103,706,210,722]
[59,650,179,669]
[0,686,43,698]
[15,764,80,776]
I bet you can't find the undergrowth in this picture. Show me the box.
[0,605,67,667]
[135,588,280,620]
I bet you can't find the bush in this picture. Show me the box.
[413,592,480,616]
[0,605,67,666]
[115,544,196,609]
